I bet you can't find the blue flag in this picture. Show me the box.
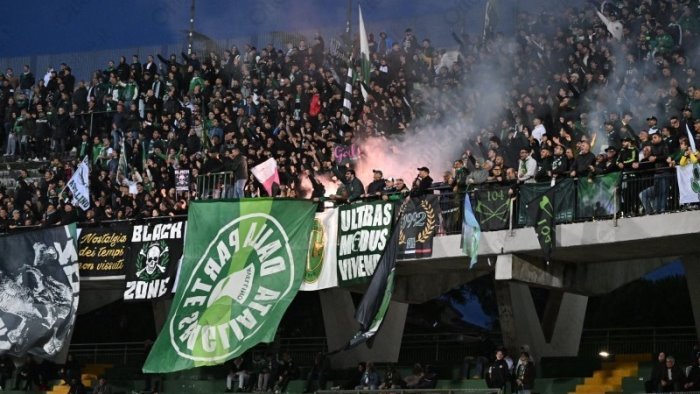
[462,193,481,267]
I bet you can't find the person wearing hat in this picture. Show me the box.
[604,121,621,150]
[598,145,620,174]
[681,106,694,123]
[616,136,640,216]
[646,116,659,135]
[534,145,553,183]
[381,178,397,201]
[366,169,386,197]
[410,167,433,197]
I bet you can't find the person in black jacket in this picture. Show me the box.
[223,147,248,199]
[684,354,700,392]
[486,349,510,391]
[570,141,596,178]
[535,146,553,182]
[640,133,671,214]
[514,352,535,394]
[0,356,14,391]
[647,351,667,392]
[411,167,433,197]
[658,356,684,392]
[365,169,386,197]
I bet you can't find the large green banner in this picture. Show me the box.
[577,173,621,218]
[518,179,575,225]
[142,199,316,373]
[474,187,510,231]
[337,201,394,287]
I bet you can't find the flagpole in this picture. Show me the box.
[345,0,353,55]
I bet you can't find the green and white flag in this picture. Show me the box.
[337,201,394,287]
[142,199,316,373]
[577,172,621,218]
[300,209,339,291]
[358,4,371,100]
[676,163,700,204]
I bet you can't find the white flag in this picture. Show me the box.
[686,122,697,152]
[676,164,700,204]
[67,156,91,210]
[300,209,338,291]
[251,158,280,196]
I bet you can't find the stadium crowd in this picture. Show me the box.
[1,0,700,232]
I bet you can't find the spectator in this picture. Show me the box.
[379,365,404,389]
[648,352,667,392]
[411,166,433,196]
[224,146,248,199]
[303,352,329,393]
[13,358,36,391]
[657,356,684,392]
[685,354,700,392]
[640,133,670,214]
[333,169,364,203]
[356,362,380,390]
[514,352,535,394]
[340,362,365,390]
[570,141,596,179]
[403,363,423,388]
[273,352,298,394]
[67,377,87,394]
[225,356,249,393]
[486,349,510,391]
[517,148,537,183]
[93,377,113,394]
[0,356,13,391]
[255,353,275,392]
[365,169,386,197]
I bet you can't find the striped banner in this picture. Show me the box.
[342,67,353,124]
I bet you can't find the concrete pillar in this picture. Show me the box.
[495,281,588,361]
[319,287,409,369]
[683,257,700,342]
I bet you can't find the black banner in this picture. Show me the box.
[175,169,190,192]
[77,226,130,277]
[0,224,80,361]
[398,195,441,259]
[474,187,510,231]
[527,187,556,263]
[518,178,575,225]
[123,221,185,301]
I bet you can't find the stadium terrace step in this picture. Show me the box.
[572,356,642,394]
[47,385,70,394]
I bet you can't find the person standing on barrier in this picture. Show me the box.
[486,349,510,393]
[224,147,248,199]
[617,137,638,216]
[514,352,535,394]
[639,133,670,214]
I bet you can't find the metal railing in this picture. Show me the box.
[578,326,698,360]
[69,341,147,365]
[196,171,235,199]
[318,390,499,394]
[68,326,698,369]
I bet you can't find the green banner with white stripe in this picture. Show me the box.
[143,199,316,373]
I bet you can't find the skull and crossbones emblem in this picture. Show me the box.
[137,243,169,278]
